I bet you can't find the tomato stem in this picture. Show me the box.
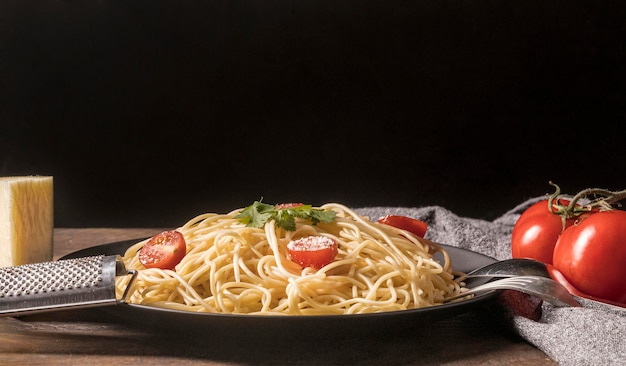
[547,182,584,230]
[549,181,626,214]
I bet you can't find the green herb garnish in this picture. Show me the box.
[235,200,336,231]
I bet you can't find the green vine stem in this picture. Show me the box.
[548,181,626,216]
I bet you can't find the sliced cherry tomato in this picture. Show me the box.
[287,235,338,269]
[378,215,428,238]
[552,210,626,305]
[138,230,187,270]
[276,203,304,209]
[510,199,580,264]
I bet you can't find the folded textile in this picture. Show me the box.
[357,197,626,366]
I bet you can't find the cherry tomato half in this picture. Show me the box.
[552,210,626,305]
[378,215,428,238]
[276,203,304,209]
[138,230,187,270]
[287,235,338,269]
[511,199,579,264]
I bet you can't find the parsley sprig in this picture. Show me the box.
[235,200,336,231]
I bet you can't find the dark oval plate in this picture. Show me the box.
[61,239,498,340]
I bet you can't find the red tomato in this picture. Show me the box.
[552,210,626,305]
[276,203,304,209]
[547,265,626,308]
[378,215,428,238]
[138,230,187,270]
[287,236,338,269]
[511,199,579,264]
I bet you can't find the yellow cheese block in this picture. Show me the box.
[0,176,53,267]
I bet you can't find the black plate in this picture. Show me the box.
[61,239,498,340]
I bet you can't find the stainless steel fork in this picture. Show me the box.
[445,275,581,307]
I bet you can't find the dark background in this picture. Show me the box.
[2,1,625,228]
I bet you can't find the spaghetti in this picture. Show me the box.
[116,203,466,315]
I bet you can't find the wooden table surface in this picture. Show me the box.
[0,228,558,365]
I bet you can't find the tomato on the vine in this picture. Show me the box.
[510,182,626,307]
[511,199,579,264]
[138,230,187,270]
[552,210,626,305]
[378,215,428,238]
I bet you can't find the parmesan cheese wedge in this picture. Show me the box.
[0,176,53,267]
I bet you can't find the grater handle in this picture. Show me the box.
[0,255,137,317]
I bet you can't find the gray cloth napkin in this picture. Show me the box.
[356,198,626,366]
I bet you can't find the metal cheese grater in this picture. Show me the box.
[0,255,137,317]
